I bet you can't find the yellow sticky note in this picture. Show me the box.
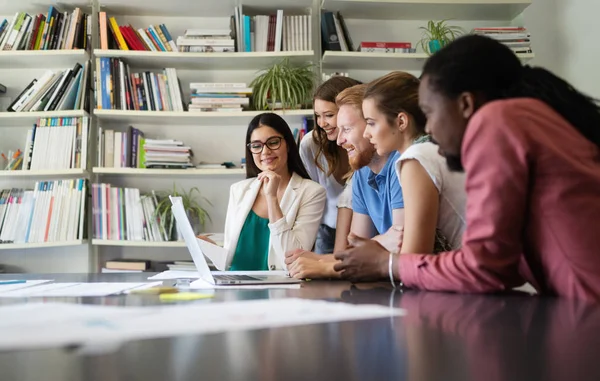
[159,292,214,302]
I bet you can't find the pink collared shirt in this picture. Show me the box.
[399,98,600,301]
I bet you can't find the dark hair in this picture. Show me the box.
[422,34,600,149]
[363,71,426,136]
[313,76,362,176]
[245,113,311,179]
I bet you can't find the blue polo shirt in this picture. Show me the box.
[352,151,404,234]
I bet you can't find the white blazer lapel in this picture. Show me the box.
[278,173,302,220]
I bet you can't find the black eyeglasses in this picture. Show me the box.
[247,136,283,154]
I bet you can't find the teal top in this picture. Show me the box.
[229,209,270,271]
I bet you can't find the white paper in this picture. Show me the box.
[0,299,405,350]
[0,280,53,293]
[189,278,300,290]
[0,282,162,297]
[196,238,228,270]
[148,270,289,280]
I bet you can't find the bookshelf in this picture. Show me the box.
[320,0,532,20]
[0,0,534,273]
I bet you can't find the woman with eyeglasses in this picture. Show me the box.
[215,113,326,271]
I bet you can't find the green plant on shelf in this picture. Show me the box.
[153,184,212,240]
[418,19,463,55]
[250,57,315,111]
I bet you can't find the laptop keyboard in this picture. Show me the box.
[214,275,261,281]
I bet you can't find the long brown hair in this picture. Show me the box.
[363,71,427,136]
[313,76,362,176]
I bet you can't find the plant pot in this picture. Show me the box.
[428,39,445,54]
[174,211,202,241]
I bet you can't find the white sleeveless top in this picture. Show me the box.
[395,142,467,249]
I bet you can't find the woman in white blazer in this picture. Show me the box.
[219,113,326,271]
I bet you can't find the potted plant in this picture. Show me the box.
[249,57,315,111]
[418,20,463,55]
[153,184,212,240]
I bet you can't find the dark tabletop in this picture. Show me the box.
[1,273,600,381]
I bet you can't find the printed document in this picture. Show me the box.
[0,282,162,297]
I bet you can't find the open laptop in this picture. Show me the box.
[169,196,301,285]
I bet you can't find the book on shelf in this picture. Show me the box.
[472,27,533,54]
[103,258,172,272]
[7,61,90,112]
[189,82,251,112]
[92,184,176,242]
[99,12,178,52]
[321,11,352,52]
[19,116,89,171]
[0,178,86,244]
[95,57,184,111]
[0,7,90,51]
[97,126,193,169]
[358,42,415,53]
[293,116,315,146]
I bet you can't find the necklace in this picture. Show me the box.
[413,134,431,144]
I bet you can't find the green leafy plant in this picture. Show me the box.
[153,184,212,239]
[418,20,463,55]
[249,57,315,111]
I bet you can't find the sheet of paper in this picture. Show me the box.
[196,238,228,270]
[148,270,289,280]
[189,278,300,290]
[0,282,162,297]
[0,280,53,293]
[0,298,405,350]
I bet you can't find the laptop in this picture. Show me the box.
[169,196,302,285]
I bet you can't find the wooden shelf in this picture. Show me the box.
[0,240,87,250]
[93,109,314,125]
[94,50,315,70]
[321,0,532,20]
[93,167,245,176]
[92,239,187,248]
[0,169,88,178]
[0,110,89,127]
[322,51,535,70]
[0,50,89,69]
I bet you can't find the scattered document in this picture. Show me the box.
[0,298,406,350]
[0,280,53,293]
[148,270,289,280]
[0,282,162,298]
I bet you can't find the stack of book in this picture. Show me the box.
[21,116,89,171]
[97,127,193,169]
[96,57,184,111]
[102,259,172,273]
[91,184,167,242]
[472,27,533,54]
[98,13,177,52]
[189,82,251,112]
[7,62,90,112]
[0,179,87,244]
[0,7,90,51]
[358,41,415,53]
[177,28,234,53]
[232,7,311,52]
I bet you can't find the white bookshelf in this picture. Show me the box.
[0,240,88,250]
[321,0,532,20]
[0,50,89,69]
[93,167,245,176]
[94,109,315,124]
[92,239,186,247]
[322,51,535,70]
[0,110,89,127]
[94,50,315,70]
[0,169,88,178]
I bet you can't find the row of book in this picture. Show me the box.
[97,127,193,169]
[472,27,533,54]
[8,62,90,112]
[293,116,315,146]
[189,82,251,112]
[0,7,90,51]
[95,57,184,111]
[99,13,177,52]
[0,179,87,244]
[20,117,89,171]
[91,184,171,242]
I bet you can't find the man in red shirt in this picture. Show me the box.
[334,35,600,301]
